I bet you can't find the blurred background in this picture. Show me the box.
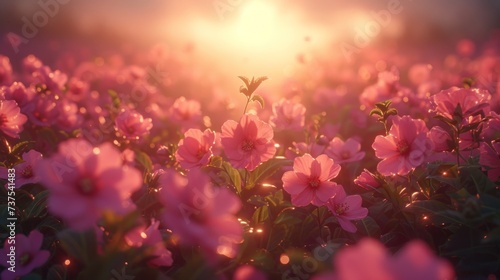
[1,0,500,81]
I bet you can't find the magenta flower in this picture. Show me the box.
[169,96,202,130]
[175,128,216,169]
[326,184,368,233]
[372,116,433,176]
[0,230,50,280]
[158,169,243,258]
[1,82,35,109]
[115,109,153,139]
[433,87,491,119]
[313,238,455,280]
[269,98,306,131]
[428,126,452,152]
[391,240,456,280]
[233,265,268,280]
[125,219,173,267]
[0,55,13,86]
[0,150,42,188]
[326,137,365,164]
[34,139,142,230]
[221,114,276,171]
[479,142,500,182]
[354,169,381,190]
[0,99,28,138]
[282,154,341,206]
[24,95,58,127]
[56,100,83,132]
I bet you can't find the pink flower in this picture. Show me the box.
[34,139,142,230]
[354,169,381,190]
[314,238,392,280]
[24,95,58,126]
[433,87,491,119]
[428,126,452,152]
[391,240,455,280]
[125,219,173,267]
[115,109,153,139]
[282,154,341,206]
[285,138,329,160]
[169,96,202,130]
[313,238,455,280]
[479,142,500,182]
[0,150,42,188]
[0,55,13,86]
[372,116,433,176]
[233,265,268,280]
[326,137,365,164]
[56,100,83,132]
[269,98,306,131]
[0,230,50,280]
[221,114,276,171]
[31,66,67,94]
[326,185,368,233]
[158,169,243,258]
[175,128,216,169]
[0,99,28,138]
[0,82,35,109]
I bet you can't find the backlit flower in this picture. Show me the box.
[326,137,365,164]
[269,98,306,131]
[372,116,433,176]
[115,109,153,139]
[221,114,276,171]
[326,184,368,233]
[125,219,173,267]
[433,87,491,119]
[282,154,341,206]
[0,99,28,138]
[175,128,216,169]
[34,139,142,230]
[0,230,50,280]
[158,169,243,258]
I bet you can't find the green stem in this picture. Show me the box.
[243,96,251,115]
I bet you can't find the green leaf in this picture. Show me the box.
[358,216,381,237]
[369,108,383,117]
[134,150,153,173]
[386,108,398,116]
[207,156,223,168]
[58,229,98,266]
[247,195,268,207]
[25,190,49,218]
[247,157,292,190]
[253,205,269,225]
[108,90,121,109]
[237,76,251,88]
[10,141,35,156]
[221,161,242,194]
[405,200,465,225]
[274,207,302,226]
[46,264,67,280]
[251,94,265,109]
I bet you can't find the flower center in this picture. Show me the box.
[20,253,32,266]
[21,165,33,178]
[196,148,207,159]
[77,177,97,196]
[241,139,255,152]
[397,140,410,155]
[308,177,321,189]
[334,203,349,215]
[340,150,351,160]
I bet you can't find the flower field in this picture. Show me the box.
[1,1,500,280]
